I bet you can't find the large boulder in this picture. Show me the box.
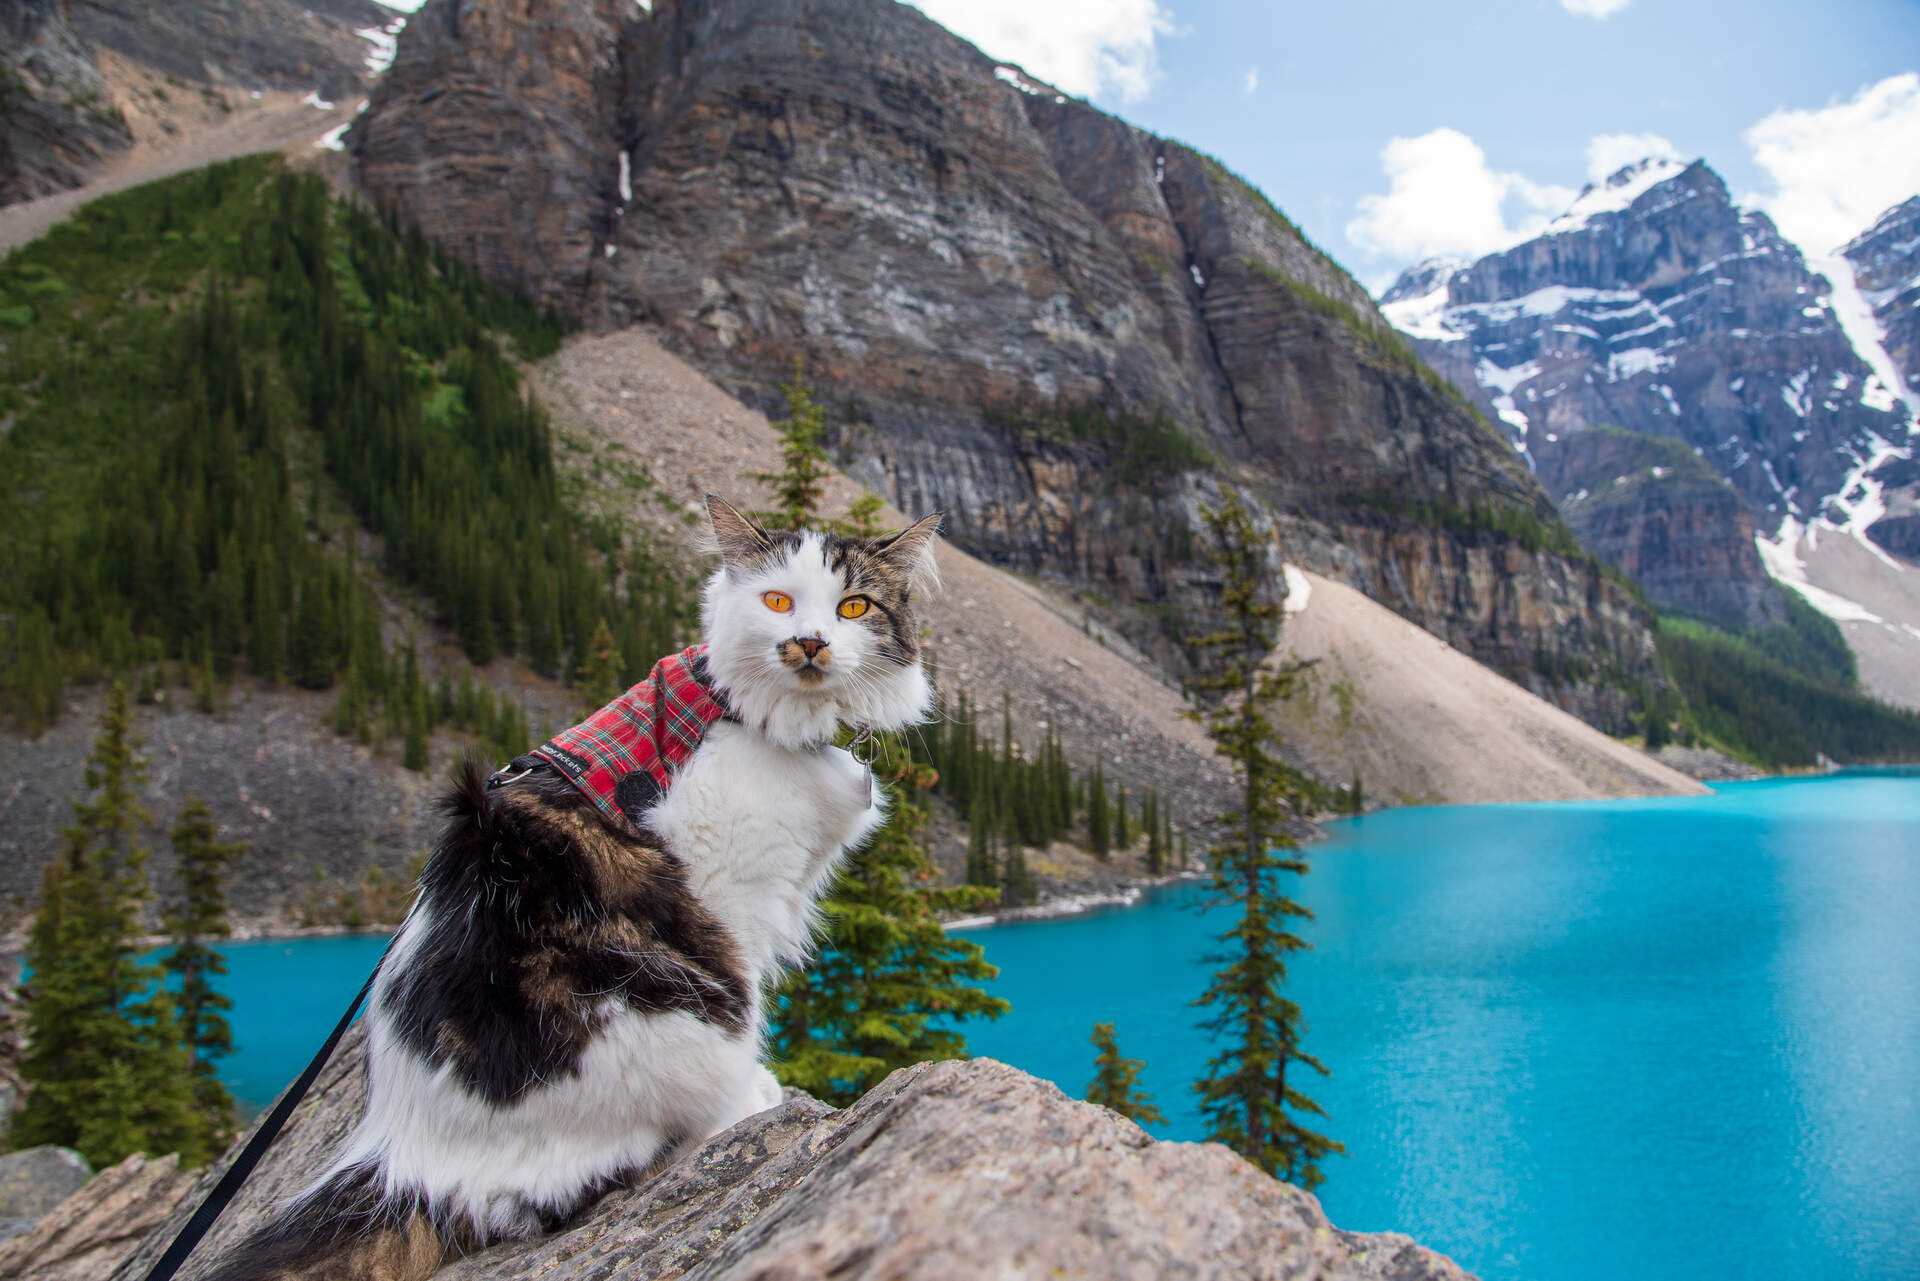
[111,1022,1472,1280]
[0,1146,92,1244]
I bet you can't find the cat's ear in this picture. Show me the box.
[870,512,944,595]
[705,495,775,568]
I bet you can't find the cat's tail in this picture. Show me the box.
[195,1163,446,1281]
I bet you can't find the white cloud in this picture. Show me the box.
[1743,72,1920,255]
[1561,0,1630,17]
[1346,128,1575,263]
[904,0,1172,102]
[1243,67,1259,96]
[1585,132,1680,183]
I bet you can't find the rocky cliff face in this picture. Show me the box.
[1382,158,1915,627]
[1535,428,1785,630]
[0,1,134,206]
[97,1023,1469,1281]
[0,0,396,211]
[351,0,1663,728]
[1843,195,1920,413]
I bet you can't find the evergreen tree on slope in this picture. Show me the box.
[1188,495,1342,1190]
[11,685,209,1166]
[163,797,243,1149]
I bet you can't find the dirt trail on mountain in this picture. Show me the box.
[0,90,360,257]
[531,328,1702,813]
[1269,569,1706,804]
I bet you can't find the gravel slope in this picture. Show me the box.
[1794,530,1920,711]
[1268,569,1705,805]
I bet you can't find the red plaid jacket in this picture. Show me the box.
[532,644,731,832]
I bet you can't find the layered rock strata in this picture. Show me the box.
[1384,160,1909,518]
[1534,427,1785,630]
[351,0,1663,729]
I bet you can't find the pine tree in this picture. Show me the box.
[163,797,241,1150]
[1115,782,1131,848]
[10,685,205,1167]
[1188,494,1343,1190]
[404,679,431,772]
[751,363,834,530]
[1145,789,1164,874]
[770,735,1008,1105]
[1087,1022,1166,1126]
[575,618,624,714]
[1089,762,1111,859]
[964,791,996,888]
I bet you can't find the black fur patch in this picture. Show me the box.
[382,758,752,1107]
[197,1163,445,1281]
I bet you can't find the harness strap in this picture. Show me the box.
[142,951,385,1281]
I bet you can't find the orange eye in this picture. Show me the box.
[762,591,793,613]
[838,596,871,619]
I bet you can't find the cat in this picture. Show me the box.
[201,496,942,1281]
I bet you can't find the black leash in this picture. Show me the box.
[142,955,384,1281]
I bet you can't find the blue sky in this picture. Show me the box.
[907,0,1920,290]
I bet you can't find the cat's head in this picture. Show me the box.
[700,495,941,749]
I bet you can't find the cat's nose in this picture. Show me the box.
[796,636,827,661]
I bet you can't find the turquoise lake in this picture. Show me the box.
[204,771,1920,1281]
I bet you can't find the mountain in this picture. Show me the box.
[0,0,400,208]
[1842,196,1920,429]
[346,0,1668,734]
[1381,158,1920,706]
[1533,426,1780,632]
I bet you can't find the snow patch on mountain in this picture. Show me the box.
[1756,518,1885,622]
[1545,157,1691,235]
[357,19,405,76]
[1812,251,1920,425]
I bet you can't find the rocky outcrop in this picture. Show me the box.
[0,0,134,206]
[1864,455,1920,563]
[109,1022,1471,1281]
[0,0,395,211]
[66,0,391,101]
[351,0,1664,730]
[0,1150,192,1281]
[1843,195,1920,401]
[0,1147,93,1245]
[1381,159,1912,551]
[1535,427,1785,630]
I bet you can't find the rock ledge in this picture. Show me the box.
[95,1022,1470,1280]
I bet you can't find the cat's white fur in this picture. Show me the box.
[316,523,935,1240]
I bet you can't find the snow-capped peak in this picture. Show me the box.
[1545,157,1692,235]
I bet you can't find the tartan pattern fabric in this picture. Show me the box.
[532,643,731,832]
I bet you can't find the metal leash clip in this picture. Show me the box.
[848,725,877,808]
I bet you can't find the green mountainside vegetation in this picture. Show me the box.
[1654,589,1920,768]
[0,156,692,741]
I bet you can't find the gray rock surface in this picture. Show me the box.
[0,687,447,940]
[1535,427,1785,630]
[0,0,135,206]
[1650,744,1764,782]
[0,1146,93,1245]
[0,1151,192,1281]
[110,1021,1472,1281]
